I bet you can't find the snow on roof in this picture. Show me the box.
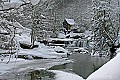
[65,18,75,25]
[30,0,40,5]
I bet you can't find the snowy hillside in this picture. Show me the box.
[86,48,120,80]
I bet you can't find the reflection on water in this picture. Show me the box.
[49,53,109,79]
[15,53,108,80]
[16,70,55,80]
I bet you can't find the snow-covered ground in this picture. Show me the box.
[0,1,22,10]
[11,21,69,59]
[51,70,84,80]
[0,58,72,79]
[86,48,120,80]
[17,42,69,59]
[0,21,76,79]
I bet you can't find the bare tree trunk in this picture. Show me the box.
[31,6,35,48]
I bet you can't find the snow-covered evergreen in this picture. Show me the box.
[91,0,120,56]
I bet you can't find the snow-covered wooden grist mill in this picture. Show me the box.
[63,18,75,34]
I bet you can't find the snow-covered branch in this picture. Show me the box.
[0,2,30,11]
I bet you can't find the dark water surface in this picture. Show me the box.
[11,53,108,80]
[49,53,109,79]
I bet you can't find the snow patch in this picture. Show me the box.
[1,2,22,10]
[116,48,120,56]
[57,32,66,39]
[51,70,84,80]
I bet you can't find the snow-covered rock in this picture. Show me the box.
[51,70,84,80]
[57,32,66,39]
[18,43,68,59]
[54,46,68,53]
[54,46,69,57]
[19,48,59,59]
[73,47,89,54]
[84,30,93,38]
[66,31,84,38]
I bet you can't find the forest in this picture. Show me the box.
[0,0,120,80]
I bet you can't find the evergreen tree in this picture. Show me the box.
[91,0,120,56]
